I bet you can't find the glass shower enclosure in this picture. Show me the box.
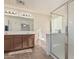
[49,0,74,59]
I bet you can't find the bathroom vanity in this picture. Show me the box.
[4,33,35,52]
[4,8,35,52]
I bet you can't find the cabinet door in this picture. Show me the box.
[13,35,22,50]
[23,35,29,48]
[4,35,14,51]
[28,35,34,47]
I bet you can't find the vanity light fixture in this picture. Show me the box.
[5,8,32,18]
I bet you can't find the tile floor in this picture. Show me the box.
[4,46,53,59]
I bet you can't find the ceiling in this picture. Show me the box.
[5,0,69,15]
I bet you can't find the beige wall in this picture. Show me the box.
[32,13,50,51]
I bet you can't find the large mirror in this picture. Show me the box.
[4,15,34,31]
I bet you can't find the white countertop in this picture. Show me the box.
[4,31,35,35]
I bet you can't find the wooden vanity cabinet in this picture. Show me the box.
[4,34,35,52]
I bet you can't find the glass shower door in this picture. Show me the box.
[50,13,67,59]
[50,1,74,59]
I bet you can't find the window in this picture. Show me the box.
[52,14,63,33]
